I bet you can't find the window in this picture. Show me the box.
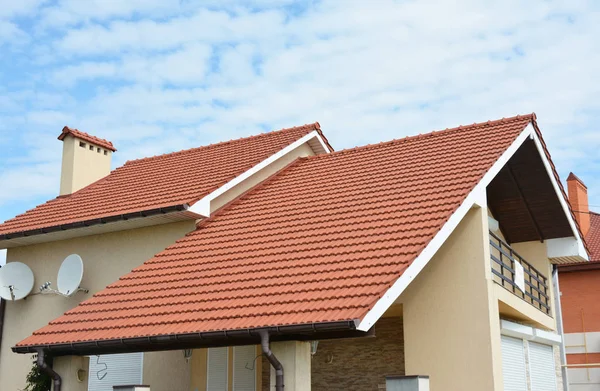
[207,346,256,391]
[88,353,143,391]
[501,336,558,391]
[207,348,228,391]
[529,342,557,391]
[233,346,256,391]
[501,336,527,391]
[79,142,86,148]
[97,147,101,153]
[104,150,108,155]
[89,145,94,151]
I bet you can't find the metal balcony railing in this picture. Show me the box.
[489,231,551,316]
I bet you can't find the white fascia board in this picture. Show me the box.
[532,328,562,345]
[357,124,536,331]
[546,237,587,262]
[501,319,534,339]
[500,319,561,345]
[529,132,589,262]
[189,131,329,217]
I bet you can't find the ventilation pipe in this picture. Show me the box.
[36,349,61,391]
[259,330,284,391]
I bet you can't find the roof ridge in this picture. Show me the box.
[304,113,534,160]
[125,122,320,165]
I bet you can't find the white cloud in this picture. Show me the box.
[0,20,28,46]
[38,0,182,28]
[0,0,48,19]
[55,8,284,55]
[51,62,118,86]
[1,0,600,219]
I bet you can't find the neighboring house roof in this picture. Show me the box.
[15,114,538,351]
[58,126,117,152]
[0,123,330,239]
[587,212,600,261]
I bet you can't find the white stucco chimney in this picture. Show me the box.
[58,126,116,195]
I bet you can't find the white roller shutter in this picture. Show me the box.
[501,336,528,391]
[529,342,557,391]
[88,353,143,391]
[233,346,256,391]
[207,347,229,391]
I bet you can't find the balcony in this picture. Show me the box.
[489,231,551,316]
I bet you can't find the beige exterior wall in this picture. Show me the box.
[400,206,505,391]
[0,220,196,391]
[269,341,311,391]
[52,356,90,391]
[190,346,263,391]
[144,350,191,391]
[60,134,113,195]
[210,142,315,213]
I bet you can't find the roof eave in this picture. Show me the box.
[13,319,363,357]
[0,204,198,249]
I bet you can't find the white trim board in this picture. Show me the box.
[500,319,562,346]
[357,123,587,331]
[189,130,330,217]
[357,124,535,331]
[529,131,589,262]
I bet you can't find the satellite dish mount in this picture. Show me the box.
[39,254,88,297]
[0,262,35,301]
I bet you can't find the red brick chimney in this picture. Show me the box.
[567,172,591,237]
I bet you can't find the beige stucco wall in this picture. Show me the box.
[400,206,505,391]
[269,341,311,391]
[0,220,195,391]
[144,350,191,391]
[52,356,90,391]
[60,134,113,195]
[190,346,263,391]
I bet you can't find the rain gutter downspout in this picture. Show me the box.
[259,330,284,391]
[553,266,570,391]
[36,349,61,391]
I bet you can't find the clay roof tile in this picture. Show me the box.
[15,114,538,350]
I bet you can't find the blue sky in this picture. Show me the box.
[1,0,600,239]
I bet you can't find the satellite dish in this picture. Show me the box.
[57,254,84,297]
[0,262,34,301]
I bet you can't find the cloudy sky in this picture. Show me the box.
[0,0,599,227]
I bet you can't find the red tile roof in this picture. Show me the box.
[587,212,600,262]
[58,126,117,152]
[16,114,535,349]
[0,123,328,238]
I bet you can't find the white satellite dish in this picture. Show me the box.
[0,262,34,301]
[57,254,84,297]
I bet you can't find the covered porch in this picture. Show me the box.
[188,315,404,391]
[46,313,407,391]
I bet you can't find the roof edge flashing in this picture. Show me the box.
[357,122,536,332]
[189,130,330,217]
[529,130,589,257]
